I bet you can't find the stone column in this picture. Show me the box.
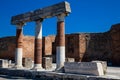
[56,14,66,70]
[33,19,43,70]
[15,23,24,69]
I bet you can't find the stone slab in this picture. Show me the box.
[0,59,8,68]
[92,61,107,74]
[23,58,33,69]
[66,58,75,62]
[42,57,52,70]
[64,62,104,76]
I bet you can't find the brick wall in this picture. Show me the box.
[42,35,55,57]
[0,36,16,60]
[65,34,80,61]
[0,36,34,61]
[81,33,112,62]
[0,23,120,66]
[110,24,120,66]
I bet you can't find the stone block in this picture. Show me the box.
[23,58,33,69]
[8,60,14,68]
[0,59,8,68]
[43,57,52,70]
[92,61,107,74]
[66,58,75,62]
[64,62,104,76]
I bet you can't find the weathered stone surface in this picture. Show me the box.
[64,62,104,76]
[92,61,107,74]
[23,58,33,69]
[65,58,75,62]
[42,57,52,70]
[0,59,8,68]
[8,60,15,68]
[0,67,120,79]
[11,1,71,25]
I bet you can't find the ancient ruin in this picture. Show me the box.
[0,1,120,79]
[11,1,71,70]
[0,24,120,66]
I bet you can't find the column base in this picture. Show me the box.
[32,64,44,71]
[56,46,65,73]
[55,66,64,73]
[14,65,23,69]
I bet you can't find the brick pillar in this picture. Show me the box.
[56,14,66,70]
[33,19,43,70]
[15,23,24,69]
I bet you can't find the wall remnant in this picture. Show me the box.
[0,23,120,66]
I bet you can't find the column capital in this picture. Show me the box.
[57,13,66,22]
[35,19,42,39]
[35,18,44,23]
[16,23,25,29]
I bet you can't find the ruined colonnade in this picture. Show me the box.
[11,1,71,70]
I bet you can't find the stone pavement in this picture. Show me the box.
[105,67,120,79]
[0,67,119,80]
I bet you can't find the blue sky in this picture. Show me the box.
[0,0,120,37]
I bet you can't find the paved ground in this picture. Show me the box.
[105,67,120,79]
[0,67,119,80]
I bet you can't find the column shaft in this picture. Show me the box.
[56,14,65,69]
[15,25,23,68]
[34,20,43,69]
[34,39,42,64]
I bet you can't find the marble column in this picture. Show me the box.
[33,19,43,70]
[56,14,66,70]
[15,23,24,69]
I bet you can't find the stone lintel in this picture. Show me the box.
[11,1,71,25]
